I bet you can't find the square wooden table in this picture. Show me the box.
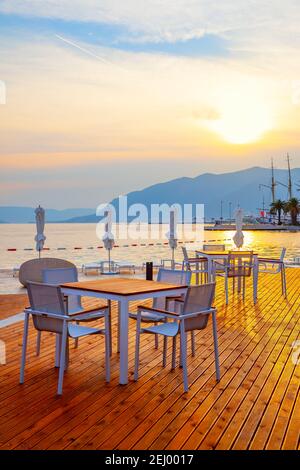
[195,250,259,302]
[61,278,188,384]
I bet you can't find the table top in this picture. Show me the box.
[61,278,188,296]
[196,250,258,256]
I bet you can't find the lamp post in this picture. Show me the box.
[220,200,223,223]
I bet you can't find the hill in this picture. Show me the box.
[65,166,300,222]
[0,207,94,223]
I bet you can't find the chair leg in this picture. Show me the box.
[57,322,68,395]
[108,300,112,356]
[162,336,167,367]
[212,311,220,382]
[171,336,177,370]
[74,322,79,349]
[191,331,196,357]
[283,266,287,297]
[284,266,287,297]
[104,311,111,382]
[155,331,159,349]
[242,275,246,301]
[179,338,183,368]
[36,331,41,356]
[55,334,61,368]
[225,276,229,305]
[117,301,120,353]
[179,322,188,392]
[134,316,141,381]
[20,312,29,384]
[281,266,287,297]
[254,268,259,304]
[196,263,199,285]
[65,338,69,371]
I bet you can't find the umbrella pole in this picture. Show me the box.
[171,248,175,269]
[108,249,111,272]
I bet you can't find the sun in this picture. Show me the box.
[208,90,272,145]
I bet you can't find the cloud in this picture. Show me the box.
[1,0,299,49]
[0,32,298,157]
[1,1,300,206]
[0,30,300,172]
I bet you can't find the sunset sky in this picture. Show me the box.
[1,1,300,208]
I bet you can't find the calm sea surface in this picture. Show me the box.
[1,223,300,269]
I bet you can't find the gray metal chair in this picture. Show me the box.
[134,283,220,392]
[129,268,191,362]
[258,248,287,296]
[181,246,208,284]
[20,282,110,395]
[202,244,226,272]
[214,251,254,304]
[37,267,110,354]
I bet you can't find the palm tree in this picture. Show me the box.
[270,199,285,225]
[283,201,290,223]
[285,197,300,225]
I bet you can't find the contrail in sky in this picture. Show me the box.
[55,34,114,66]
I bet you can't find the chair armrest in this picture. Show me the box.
[185,258,207,264]
[178,308,216,319]
[68,305,108,317]
[258,258,283,264]
[137,305,216,320]
[214,261,227,269]
[137,305,180,318]
[137,305,177,315]
[165,295,182,301]
[24,308,71,321]
[69,311,107,321]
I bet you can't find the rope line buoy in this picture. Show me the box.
[3,238,231,251]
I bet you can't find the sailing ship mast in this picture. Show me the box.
[271,158,276,203]
[259,158,276,204]
[287,153,292,199]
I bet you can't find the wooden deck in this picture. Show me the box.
[0,269,299,450]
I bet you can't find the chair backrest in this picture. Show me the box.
[203,244,225,252]
[27,282,66,333]
[182,283,216,331]
[181,246,189,261]
[181,246,198,270]
[42,267,82,313]
[19,257,76,287]
[154,268,191,310]
[280,248,286,262]
[227,251,253,278]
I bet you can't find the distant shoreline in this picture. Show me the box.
[1,221,300,232]
[205,224,300,231]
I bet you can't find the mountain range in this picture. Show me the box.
[1,166,299,223]
[0,207,94,223]
[63,166,300,222]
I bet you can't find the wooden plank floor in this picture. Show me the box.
[0,270,299,450]
[0,294,28,320]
